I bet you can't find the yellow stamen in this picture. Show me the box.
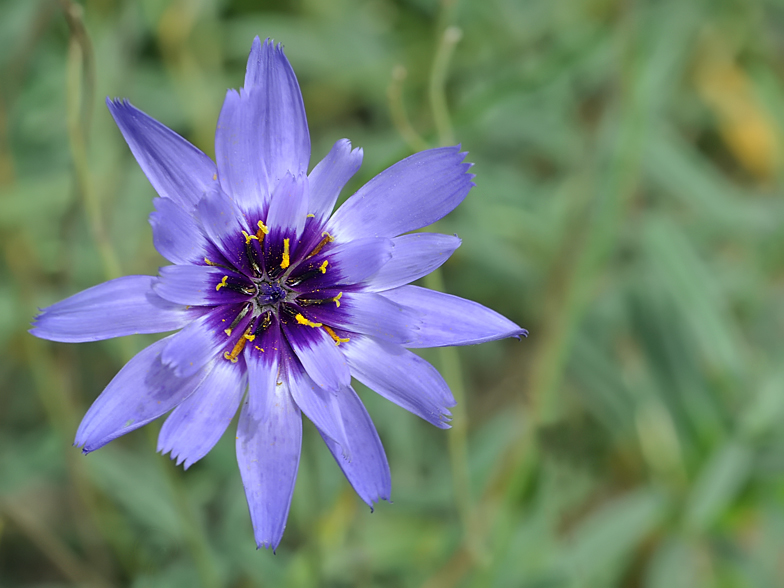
[216,275,228,291]
[242,230,258,244]
[295,313,323,328]
[319,260,328,274]
[306,232,333,259]
[281,238,290,269]
[256,220,269,243]
[306,213,315,218]
[323,325,350,346]
[204,258,218,266]
[223,329,255,363]
[332,292,343,307]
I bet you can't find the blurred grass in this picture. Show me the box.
[2,0,784,586]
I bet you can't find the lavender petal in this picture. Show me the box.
[243,315,283,425]
[304,292,420,345]
[382,285,528,347]
[326,146,474,241]
[161,309,232,377]
[318,386,391,509]
[154,265,253,306]
[281,321,351,393]
[291,237,392,290]
[236,384,302,551]
[364,233,461,292]
[308,139,363,222]
[287,362,350,458]
[75,337,210,452]
[265,172,309,241]
[150,197,208,265]
[215,38,310,212]
[342,335,454,428]
[196,187,253,274]
[30,276,190,343]
[158,358,246,469]
[107,99,216,210]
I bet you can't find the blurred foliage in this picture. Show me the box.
[2,0,784,586]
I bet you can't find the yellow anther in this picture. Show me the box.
[319,260,328,274]
[223,327,254,363]
[216,275,228,291]
[295,313,323,328]
[332,292,343,307]
[306,213,315,218]
[242,230,258,244]
[212,173,217,181]
[256,220,269,243]
[281,238,290,269]
[323,325,350,346]
[204,258,218,266]
[306,232,334,259]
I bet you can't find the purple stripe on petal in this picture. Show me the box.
[342,335,454,428]
[75,336,210,452]
[281,319,350,393]
[326,146,474,241]
[308,139,363,222]
[382,286,528,347]
[318,386,390,509]
[265,172,309,242]
[364,233,461,292]
[162,306,249,377]
[216,38,310,212]
[30,276,191,343]
[107,99,216,210]
[158,357,246,469]
[150,198,209,265]
[286,360,350,458]
[289,237,392,291]
[196,187,254,275]
[154,265,254,306]
[236,383,302,551]
[244,314,283,425]
[303,292,420,345]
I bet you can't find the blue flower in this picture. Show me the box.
[31,37,527,550]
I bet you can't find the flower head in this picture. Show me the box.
[31,37,527,550]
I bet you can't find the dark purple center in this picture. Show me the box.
[257,281,287,305]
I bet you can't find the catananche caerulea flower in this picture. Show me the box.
[31,37,527,550]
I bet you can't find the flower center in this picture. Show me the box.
[215,227,350,364]
[256,280,287,305]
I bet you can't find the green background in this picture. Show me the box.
[2,0,784,586]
